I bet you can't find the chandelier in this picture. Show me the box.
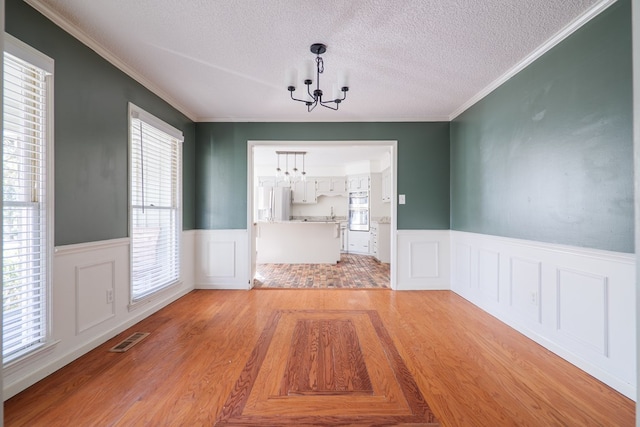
[276,151,307,184]
[286,43,349,112]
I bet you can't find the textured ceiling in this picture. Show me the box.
[32,0,605,122]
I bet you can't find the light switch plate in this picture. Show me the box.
[399,194,406,204]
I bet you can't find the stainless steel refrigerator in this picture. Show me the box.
[256,186,291,221]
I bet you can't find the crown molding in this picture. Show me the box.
[196,116,451,123]
[448,0,618,121]
[24,0,198,122]
[23,0,615,126]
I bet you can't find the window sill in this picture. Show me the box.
[127,279,184,312]
[3,340,61,377]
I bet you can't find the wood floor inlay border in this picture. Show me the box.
[216,310,440,426]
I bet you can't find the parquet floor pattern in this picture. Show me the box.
[254,253,390,289]
[4,290,635,426]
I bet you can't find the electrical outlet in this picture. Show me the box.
[106,289,114,304]
[530,291,537,305]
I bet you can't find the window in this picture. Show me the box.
[3,35,54,363]
[129,104,182,303]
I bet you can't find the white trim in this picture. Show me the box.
[128,105,184,304]
[23,0,197,122]
[632,0,640,414]
[22,0,615,124]
[450,230,636,399]
[4,33,54,73]
[1,5,5,413]
[2,40,56,365]
[246,140,398,290]
[128,103,184,142]
[127,280,184,312]
[3,233,195,399]
[3,285,191,400]
[54,237,130,256]
[454,231,634,265]
[2,340,60,377]
[200,116,450,123]
[449,0,618,120]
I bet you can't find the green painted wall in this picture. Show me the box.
[7,0,196,246]
[450,0,633,253]
[195,122,450,230]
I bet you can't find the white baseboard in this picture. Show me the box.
[450,230,636,399]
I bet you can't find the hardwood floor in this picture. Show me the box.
[5,290,634,426]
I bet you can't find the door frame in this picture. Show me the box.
[247,140,398,290]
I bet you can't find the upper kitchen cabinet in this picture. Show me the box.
[316,176,347,196]
[347,174,370,192]
[292,179,317,204]
[258,176,290,188]
[381,168,391,202]
[258,176,276,187]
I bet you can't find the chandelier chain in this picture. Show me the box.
[316,56,324,74]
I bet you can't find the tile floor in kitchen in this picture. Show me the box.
[254,253,390,289]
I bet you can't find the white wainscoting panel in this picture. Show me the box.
[4,233,196,400]
[76,260,115,334]
[195,229,250,289]
[509,257,543,325]
[450,231,636,399]
[478,249,500,303]
[396,230,450,290]
[556,268,609,357]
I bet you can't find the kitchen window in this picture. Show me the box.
[129,104,183,303]
[3,36,54,363]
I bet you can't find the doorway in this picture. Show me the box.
[247,140,398,290]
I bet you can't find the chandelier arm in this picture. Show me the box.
[320,89,345,107]
[319,101,339,111]
[307,85,317,102]
[290,91,312,104]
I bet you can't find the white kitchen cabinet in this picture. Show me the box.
[347,229,370,254]
[258,176,276,187]
[370,221,390,263]
[347,174,370,192]
[292,179,317,204]
[258,176,290,188]
[381,168,391,202]
[316,176,347,196]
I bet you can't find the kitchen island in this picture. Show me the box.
[256,221,341,264]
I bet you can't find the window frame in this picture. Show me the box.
[2,33,55,365]
[128,103,183,306]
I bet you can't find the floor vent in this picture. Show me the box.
[109,332,150,353]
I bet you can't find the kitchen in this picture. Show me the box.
[251,144,393,288]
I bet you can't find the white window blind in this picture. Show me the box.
[3,50,51,362]
[130,106,182,302]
